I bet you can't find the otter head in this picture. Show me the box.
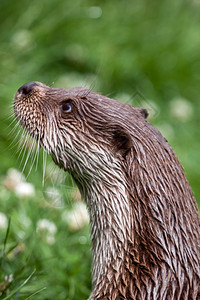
[14,81,148,187]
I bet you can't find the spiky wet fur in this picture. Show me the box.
[14,82,200,299]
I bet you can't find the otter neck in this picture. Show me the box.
[74,160,131,287]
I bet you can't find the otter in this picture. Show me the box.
[14,81,200,300]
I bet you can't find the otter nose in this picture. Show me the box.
[18,81,37,96]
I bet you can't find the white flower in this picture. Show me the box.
[36,219,57,244]
[37,219,57,235]
[0,212,8,229]
[3,168,24,191]
[4,274,13,283]
[62,202,89,231]
[15,182,35,198]
[170,97,194,122]
[3,169,35,198]
[46,235,55,245]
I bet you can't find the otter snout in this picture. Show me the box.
[17,81,38,96]
[14,81,50,141]
[16,81,48,98]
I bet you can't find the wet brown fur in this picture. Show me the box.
[14,82,200,299]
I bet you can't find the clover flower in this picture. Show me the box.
[36,219,57,244]
[170,97,194,122]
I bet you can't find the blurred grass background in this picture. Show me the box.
[0,0,200,299]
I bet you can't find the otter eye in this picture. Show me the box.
[61,101,72,113]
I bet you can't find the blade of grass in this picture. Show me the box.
[2,218,11,256]
[25,287,47,299]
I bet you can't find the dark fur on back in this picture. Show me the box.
[14,82,200,299]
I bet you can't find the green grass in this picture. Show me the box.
[0,0,200,298]
[0,176,92,299]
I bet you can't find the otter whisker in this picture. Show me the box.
[26,137,38,178]
[9,102,15,109]
[8,121,21,136]
[7,114,18,126]
[42,150,47,186]
[17,131,30,160]
[8,124,23,146]
[8,127,23,151]
[8,128,26,155]
[21,134,36,174]
[35,134,41,171]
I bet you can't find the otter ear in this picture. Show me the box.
[140,108,148,119]
[112,126,132,158]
